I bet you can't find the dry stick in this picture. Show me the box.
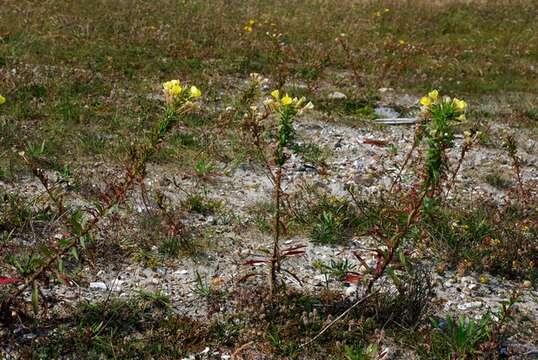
[302,190,427,348]
[443,141,471,202]
[509,151,526,202]
[270,166,282,295]
[22,154,65,214]
[336,37,363,89]
[388,124,422,193]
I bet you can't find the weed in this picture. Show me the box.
[159,236,184,257]
[133,249,161,269]
[311,210,348,245]
[484,171,514,190]
[427,314,494,359]
[193,271,215,299]
[194,157,215,178]
[299,193,361,245]
[341,344,384,360]
[183,193,223,215]
[318,259,356,282]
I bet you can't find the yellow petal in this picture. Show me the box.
[0,95,5,105]
[452,98,467,112]
[428,89,439,101]
[189,85,202,98]
[163,79,181,91]
[281,94,293,105]
[420,96,432,107]
[271,89,280,99]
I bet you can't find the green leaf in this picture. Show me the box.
[70,247,79,261]
[70,210,83,236]
[399,250,407,268]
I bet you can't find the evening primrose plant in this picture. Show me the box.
[241,85,313,294]
[420,90,468,196]
[0,80,202,318]
[265,90,313,294]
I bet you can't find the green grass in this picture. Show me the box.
[1,0,537,177]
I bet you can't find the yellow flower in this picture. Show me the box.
[189,86,201,98]
[281,94,293,106]
[244,19,255,32]
[373,11,381,17]
[271,89,280,100]
[420,96,432,107]
[452,98,467,112]
[457,114,466,122]
[384,8,390,12]
[428,89,439,101]
[0,95,5,105]
[399,40,406,45]
[163,80,182,98]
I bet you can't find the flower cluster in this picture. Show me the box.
[244,19,255,33]
[162,79,201,106]
[266,89,314,114]
[0,95,5,106]
[420,89,467,121]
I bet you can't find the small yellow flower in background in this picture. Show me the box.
[479,275,490,284]
[384,8,390,12]
[457,114,466,122]
[0,95,5,105]
[428,89,439,101]
[189,86,201,98]
[452,98,468,112]
[420,96,432,107]
[373,11,381,17]
[271,89,280,100]
[399,40,406,45]
[281,94,293,106]
[244,19,255,32]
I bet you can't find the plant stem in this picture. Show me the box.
[270,165,282,295]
